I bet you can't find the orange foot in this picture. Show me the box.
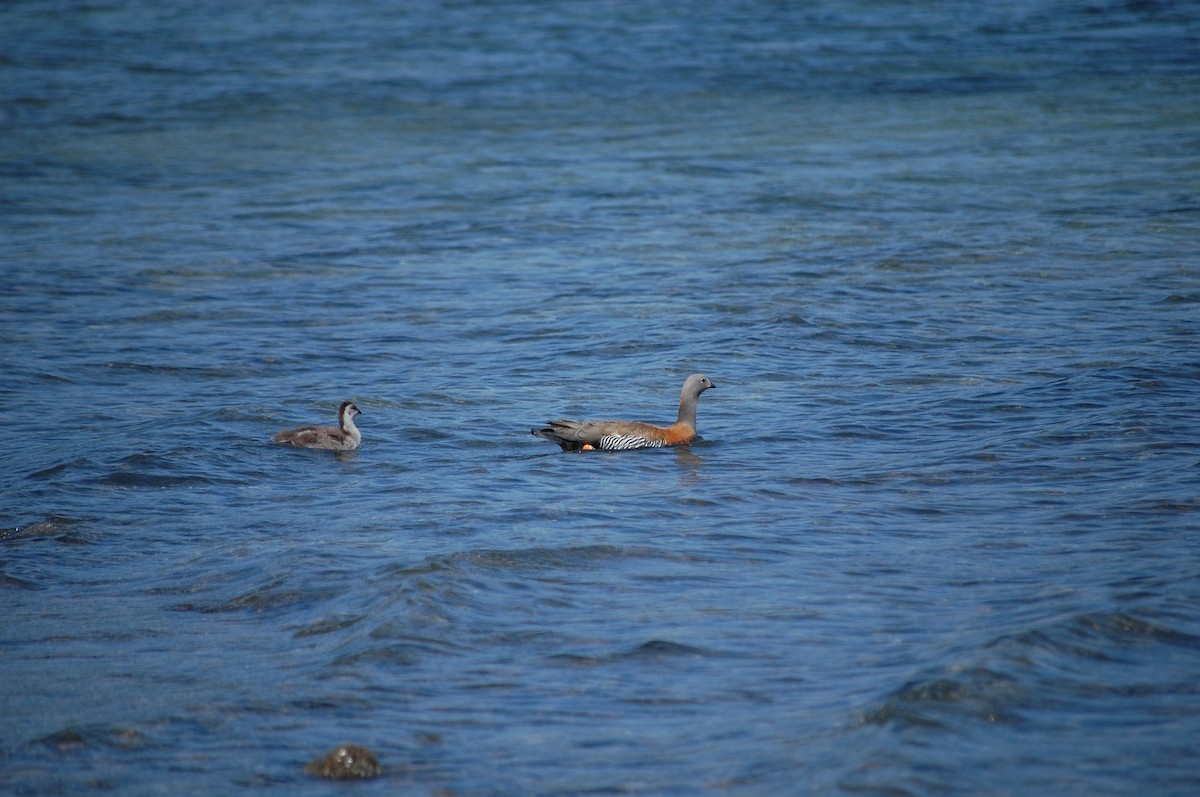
[581,444,594,451]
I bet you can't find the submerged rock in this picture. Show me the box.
[305,744,382,780]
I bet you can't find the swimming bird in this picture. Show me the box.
[272,401,362,451]
[532,374,715,452]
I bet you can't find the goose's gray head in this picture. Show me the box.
[683,374,715,396]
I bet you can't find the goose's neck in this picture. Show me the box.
[340,411,361,442]
[676,390,698,429]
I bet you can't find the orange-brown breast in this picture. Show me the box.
[660,422,697,446]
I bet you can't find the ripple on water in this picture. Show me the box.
[862,610,1200,733]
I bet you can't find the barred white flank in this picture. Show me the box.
[597,433,663,451]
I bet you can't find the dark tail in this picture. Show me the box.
[531,427,578,452]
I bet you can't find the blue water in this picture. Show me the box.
[3,1,1199,794]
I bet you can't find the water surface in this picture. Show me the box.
[3,1,1199,795]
